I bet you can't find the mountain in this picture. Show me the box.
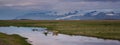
[15,10,80,20]
[15,11,66,20]
[94,11,120,20]
[15,10,120,20]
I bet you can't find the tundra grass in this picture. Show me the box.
[0,33,31,45]
[0,20,120,41]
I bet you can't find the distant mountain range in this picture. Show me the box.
[15,10,120,20]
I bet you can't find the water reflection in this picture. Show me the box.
[0,26,120,45]
[32,29,38,31]
[32,28,59,36]
[32,29,44,32]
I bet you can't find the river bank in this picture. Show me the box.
[0,33,31,45]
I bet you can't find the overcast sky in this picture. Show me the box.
[0,0,120,20]
[0,0,120,10]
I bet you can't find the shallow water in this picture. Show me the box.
[0,26,120,45]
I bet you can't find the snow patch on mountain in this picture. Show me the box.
[56,14,83,20]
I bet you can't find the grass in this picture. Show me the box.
[0,33,31,45]
[0,20,120,45]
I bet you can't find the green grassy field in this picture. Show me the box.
[0,20,120,45]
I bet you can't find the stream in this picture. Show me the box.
[0,26,120,45]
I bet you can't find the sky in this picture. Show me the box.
[0,0,120,20]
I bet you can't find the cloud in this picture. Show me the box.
[0,0,59,10]
[60,0,120,2]
[0,0,120,20]
[0,0,120,11]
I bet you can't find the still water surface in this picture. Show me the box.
[0,26,120,45]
